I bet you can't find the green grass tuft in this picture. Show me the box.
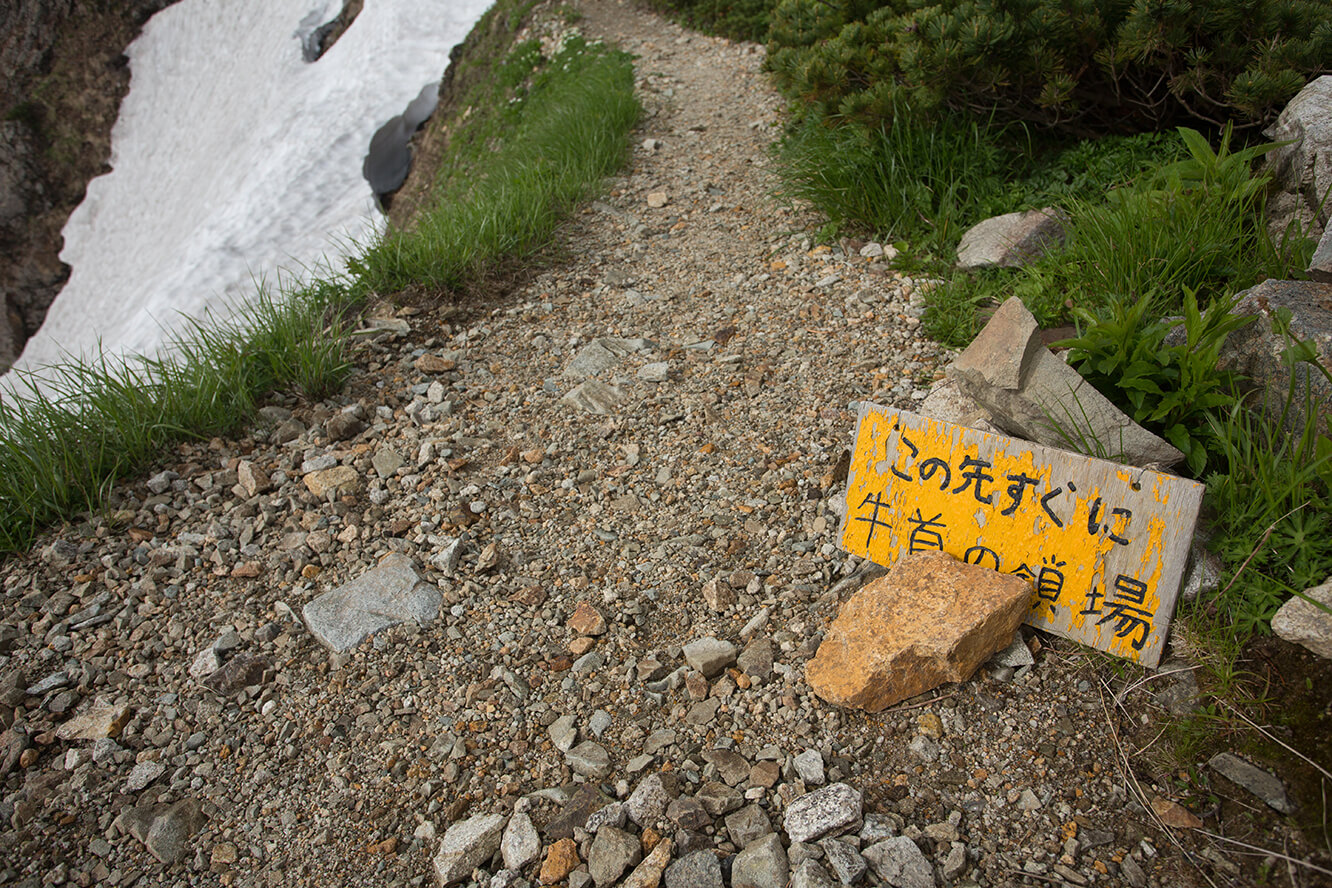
[351,36,640,295]
[0,278,358,553]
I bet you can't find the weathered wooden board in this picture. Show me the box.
[836,402,1205,667]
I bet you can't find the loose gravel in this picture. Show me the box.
[0,2,1297,887]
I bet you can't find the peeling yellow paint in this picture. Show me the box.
[837,404,1205,667]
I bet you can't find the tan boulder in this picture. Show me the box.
[807,552,1031,711]
[303,465,361,499]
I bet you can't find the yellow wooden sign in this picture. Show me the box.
[836,403,1205,667]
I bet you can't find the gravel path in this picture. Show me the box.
[0,2,1308,887]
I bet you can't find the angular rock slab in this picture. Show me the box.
[302,554,441,652]
[783,782,863,844]
[562,380,631,414]
[731,832,789,888]
[863,836,933,888]
[807,552,1030,711]
[1272,576,1332,659]
[956,208,1067,270]
[1207,752,1296,814]
[1264,75,1332,245]
[947,296,1183,467]
[433,812,507,886]
[1220,279,1332,434]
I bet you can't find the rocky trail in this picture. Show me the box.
[1,2,1328,887]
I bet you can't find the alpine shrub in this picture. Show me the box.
[767,0,1332,136]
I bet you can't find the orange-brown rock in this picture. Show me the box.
[567,601,607,636]
[539,838,581,885]
[806,552,1030,711]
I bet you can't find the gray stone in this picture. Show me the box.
[682,637,737,678]
[696,780,744,817]
[433,813,507,886]
[372,446,405,479]
[666,796,711,830]
[686,698,721,725]
[791,860,839,888]
[737,637,773,680]
[917,378,1001,434]
[1263,76,1332,246]
[1272,575,1332,660]
[702,575,737,611]
[1218,280,1332,433]
[819,838,867,884]
[431,536,464,577]
[549,714,578,752]
[783,783,863,844]
[146,470,176,494]
[501,811,540,871]
[545,784,612,840]
[302,554,441,652]
[942,842,968,880]
[794,749,826,786]
[201,651,269,695]
[562,380,630,414]
[1153,658,1202,716]
[1120,853,1147,888]
[862,837,933,888]
[325,411,364,441]
[113,799,206,865]
[1311,226,1332,283]
[948,294,1043,390]
[626,771,679,827]
[567,741,612,779]
[947,296,1184,467]
[565,336,651,378]
[588,826,641,886]
[1208,752,1296,814]
[956,208,1067,271]
[585,802,628,833]
[702,747,751,785]
[638,362,669,382]
[731,832,790,888]
[124,760,165,793]
[725,803,773,848]
[988,632,1034,668]
[664,849,724,888]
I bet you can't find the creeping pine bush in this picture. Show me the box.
[767,0,1332,136]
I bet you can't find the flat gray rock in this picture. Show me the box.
[665,849,724,888]
[794,749,826,786]
[731,832,789,888]
[726,803,773,848]
[302,554,441,652]
[1208,752,1296,814]
[501,811,540,871]
[433,813,507,886]
[626,771,679,827]
[567,740,612,778]
[682,637,737,677]
[783,783,863,844]
[562,380,630,414]
[948,296,1184,467]
[1272,576,1332,660]
[956,208,1066,271]
[588,826,641,886]
[863,837,933,888]
[790,859,838,888]
[819,837,868,884]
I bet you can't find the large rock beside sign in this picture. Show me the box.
[806,552,1031,711]
[948,297,1184,468]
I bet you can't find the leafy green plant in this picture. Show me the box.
[1060,289,1254,475]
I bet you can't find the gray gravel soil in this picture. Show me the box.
[1,2,1326,887]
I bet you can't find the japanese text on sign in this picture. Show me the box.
[836,404,1204,667]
